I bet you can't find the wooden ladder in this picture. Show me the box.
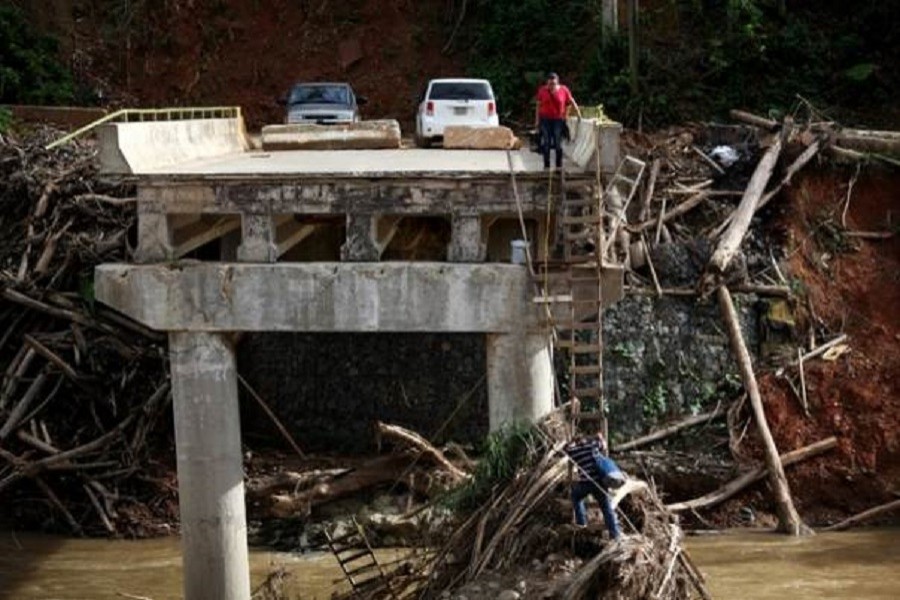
[542,158,645,438]
[507,153,645,438]
[326,518,396,599]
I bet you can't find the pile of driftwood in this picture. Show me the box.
[0,128,171,535]
[367,410,712,600]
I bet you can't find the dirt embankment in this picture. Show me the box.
[27,0,464,129]
[715,168,900,525]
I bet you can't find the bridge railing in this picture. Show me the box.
[45,106,243,150]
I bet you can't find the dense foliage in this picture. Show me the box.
[465,0,899,127]
[0,5,74,105]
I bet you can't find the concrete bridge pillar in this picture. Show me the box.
[237,214,277,262]
[169,332,251,600]
[485,331,554,430]
[448,213,486,262]
[136,210,174,263]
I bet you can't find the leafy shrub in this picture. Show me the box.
[443,421,540,511]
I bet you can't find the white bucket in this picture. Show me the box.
[510,239,529,265]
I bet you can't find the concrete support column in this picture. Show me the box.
[485,331,554,430]
[136,211,174,263]
[341,213,380,261]
[448,214,486,262]
[237,214,277,262]
[169,332,250,600]
[599,122,623,176]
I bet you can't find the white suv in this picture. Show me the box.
[415,78,499,147]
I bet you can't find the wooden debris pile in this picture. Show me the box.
[0,128,171,535]
[612,104,897,296]
[382,412,713,600]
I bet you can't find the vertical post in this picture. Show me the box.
[601,0,619,42]
[627,0,640,95]
[448,214,486,262]
[135,189,174,263]
[485,332,554,430]
[169,332,251,600]
[341,213,381,261]
[237,214,277,262]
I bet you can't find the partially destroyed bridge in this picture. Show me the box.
[92,110,627,600]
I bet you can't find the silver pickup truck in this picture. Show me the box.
[282,82,367,124]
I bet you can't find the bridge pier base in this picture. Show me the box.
[486,332,554,431]
[169,331,251,600]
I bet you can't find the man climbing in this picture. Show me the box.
[564,430,625,539]
[535,72,582,170]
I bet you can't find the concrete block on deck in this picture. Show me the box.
[565,118,622,174]
[261,121,402,150]
[443,126,521,150]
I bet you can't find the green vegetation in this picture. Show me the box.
[0,106,12,133]
[462,1,898,127]
[443,421,540,510]
[0,5,74,105]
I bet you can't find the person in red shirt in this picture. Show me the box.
[535,72,582,169]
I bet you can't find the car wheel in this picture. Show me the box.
[414,135,431,149]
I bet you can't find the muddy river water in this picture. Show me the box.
[0,529,898,599]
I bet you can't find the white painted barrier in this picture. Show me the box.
[565,117,622,174]
[98,117,248,174]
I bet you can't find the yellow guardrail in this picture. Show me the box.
[45,106,243,150]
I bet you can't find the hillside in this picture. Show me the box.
[8,1,900,129]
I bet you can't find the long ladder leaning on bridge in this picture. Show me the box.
[507,148,645,440]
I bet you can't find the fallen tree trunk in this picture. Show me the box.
[614,406,726,452]
[668,436,837,512]
[703,137,782,290]
[269,454,415,517]
[718,286,812,536]
[821,498,900,531]
[836,132,900,155]
[709,138,823,239]
[247,468,349,498]
[730,110,779,131]
[376,420,469,483]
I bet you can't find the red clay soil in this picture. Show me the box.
[64,0,464,130]
[739,168,900,525]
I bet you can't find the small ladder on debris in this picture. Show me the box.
[326,517,397,599]
[600,156,646,258]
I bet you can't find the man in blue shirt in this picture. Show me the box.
[564,431,625,539]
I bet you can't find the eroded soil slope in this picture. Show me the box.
[760,168,899,522]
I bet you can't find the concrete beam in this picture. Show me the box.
[169,332,250,600]
[132,177,588,217]
[95,263,542,333]
[486,332,554,429]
